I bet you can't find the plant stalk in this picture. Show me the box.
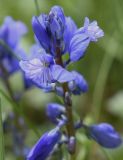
[55,46,76,155]
[34,0,40,15]
[0,98,5,160]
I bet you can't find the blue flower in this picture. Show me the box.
[69,17,104,62]
[20,6,104,91]
[32,5,104,64]
[76,17,104,41]
[27,127,61,160]
[32,6,66,54]
[20,44,65,92]
[19,51,74,88]
[68,71,88,95]
[46,103,65,124]
[0,16,27,75]
[88,123,122,148]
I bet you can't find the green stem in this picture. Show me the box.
[0,98,5,160]
[34,0,40,15]
[0,63,14,101]
[55,46,75,156]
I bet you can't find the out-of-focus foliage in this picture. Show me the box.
[0,0,123,159]
[107,91,123,119]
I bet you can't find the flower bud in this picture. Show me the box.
[27,127,61,160]
[68,71,88,95]
[87,123,122,148]
[46,103,65,124]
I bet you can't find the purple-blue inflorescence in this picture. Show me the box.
[17,4,122,160]
[1,3,121,160]
[20,5,103,92]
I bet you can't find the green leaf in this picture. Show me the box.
[0,98,5,160]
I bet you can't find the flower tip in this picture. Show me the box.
[51,5,64,13]
[19,60,26,70]
[32,16,38,27]
[84,17,90,26]
[83,17,104,41]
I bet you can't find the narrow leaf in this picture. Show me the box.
[0,98,5,160]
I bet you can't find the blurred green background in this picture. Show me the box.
[0,0,123,159]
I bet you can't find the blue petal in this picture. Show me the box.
[39,83,55,92]
[3,16,27,48]
[69,33,90,62]
[14,46,27,60]
[77,17,104,42]
[46,103,65,124]
[69,17,104,62]
[32,16,50,51]
[23,74,33,89]
[89,123,122,148]
[19,53,54,87]
[49,6,65,40]
[55,86,64,97]
[0,16,27,75]
[50,6,65,26]
[49,15,63,40]
[0,25,9,45]
[51,64,75,82]
[0,16,27,51]
[64,17,77,52]
[27,128,61,160]
[68,71,88,94]
[83,17,104,42]
[29,44,47,59]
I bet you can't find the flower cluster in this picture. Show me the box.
[20,6,104,94]
[18,5,122,160]
[0,4,122,160]
[27,102,122,159]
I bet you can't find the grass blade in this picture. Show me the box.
[0,98,5,160]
